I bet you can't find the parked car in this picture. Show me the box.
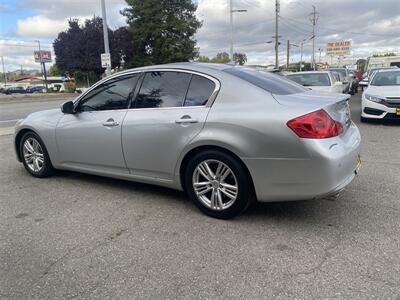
[348,70,359,95]
[286,71,344,93]
[26,86,45,93]
[328,68,351,93]
[359,66,398,90]
[361,69,400,122]
[4,86,26,94]
[14,63,361,219]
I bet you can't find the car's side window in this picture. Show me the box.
[133,71,191,109]
[78,74,140,112]
[184,75,216,107]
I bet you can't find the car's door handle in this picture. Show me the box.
[102,119,119,127]
[175,118,198,124]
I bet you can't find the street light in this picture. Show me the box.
[230,0,247,64]
[299,37,309,71]
[1,56,7,88]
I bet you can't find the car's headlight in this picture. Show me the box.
[364,94,384,103]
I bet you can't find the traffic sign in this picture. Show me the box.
[101,53,111,68]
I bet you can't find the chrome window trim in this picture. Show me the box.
[129,68,221,110]
[73,70,143,107]
[73,68,221,111]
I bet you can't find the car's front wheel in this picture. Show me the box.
[185,150,253,219]
[20,132,54,178]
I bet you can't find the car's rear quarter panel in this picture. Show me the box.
[187,76,361,202]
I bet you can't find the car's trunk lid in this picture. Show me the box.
[272,90,352,131]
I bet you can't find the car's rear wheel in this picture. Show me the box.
[185,150,252,219]
[20,132,54,178]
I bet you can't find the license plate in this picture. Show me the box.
[396,108,400,115]
[355,155,361,174]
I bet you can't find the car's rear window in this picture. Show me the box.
[224,67,307,95]
[287,73,331,86]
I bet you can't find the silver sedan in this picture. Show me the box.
[14,63,361,219]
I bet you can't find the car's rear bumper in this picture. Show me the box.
[243,123,361,202]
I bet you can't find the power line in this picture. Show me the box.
[279,17,310,35]
[0,43,53,49]
[280,15,399,38]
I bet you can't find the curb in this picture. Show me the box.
[0,94,76,105]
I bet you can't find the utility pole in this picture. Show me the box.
[230,0,233,64]
[274,0,280,68]
[35,40,48,92]
[300,41,304,71]
[286,40,290,69]
[229,0,247,64]
[1,56,7,87]
[309,5,319,70]
[318,48,323,65]
[101,0,112,76]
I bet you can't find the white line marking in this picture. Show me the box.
[0,127,14,136]
[0,119,19,123]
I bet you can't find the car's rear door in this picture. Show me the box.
[122,70,219,180]
[56,73,140,174]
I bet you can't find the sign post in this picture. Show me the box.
[101,53,111,71]
[34,49,51,91]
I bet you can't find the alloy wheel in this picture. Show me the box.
[192,159,238,211]
[23,137,44,173]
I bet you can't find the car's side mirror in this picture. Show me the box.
[61,101,75,114]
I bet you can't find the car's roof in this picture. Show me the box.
[374,68,400,73]
[121,62,233,73]
[286,71,331,75]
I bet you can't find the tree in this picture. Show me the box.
[49,64,61,76]
[122,0,201,67]
[233,52,247,65]
[212,52,230,63]
[196,52,231,64]
[197,55,211,63]
[53,17,127,82]
[111,26,135,70]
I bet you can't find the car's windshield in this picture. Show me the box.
[330,69,347,78]
[286,73,331,86]
[224,67,307,95]
[370,71,400,86]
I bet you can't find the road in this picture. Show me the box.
[0,95,74,128]
[0,93,399,299]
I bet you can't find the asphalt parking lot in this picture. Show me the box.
[0,93,399,299]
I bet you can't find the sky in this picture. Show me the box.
[0,0,399,71]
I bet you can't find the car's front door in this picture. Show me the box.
[56,73,140,174]
[122,70,219,180]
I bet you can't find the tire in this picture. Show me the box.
[184,150,253,219]
[20,131,55,178]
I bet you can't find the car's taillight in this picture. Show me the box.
[287,109,343,139]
